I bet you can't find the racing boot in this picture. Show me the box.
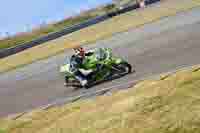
[74,71,89,88]
[80,79,88,87]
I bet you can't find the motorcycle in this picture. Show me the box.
[59,48,133,88]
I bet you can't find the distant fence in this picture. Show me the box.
[0,0,160,59]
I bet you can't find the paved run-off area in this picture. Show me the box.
[0,0,200,73]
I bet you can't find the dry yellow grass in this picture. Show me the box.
[0,0,200,73]
[1,65,200,133]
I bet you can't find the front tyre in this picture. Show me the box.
[64,76,82,88]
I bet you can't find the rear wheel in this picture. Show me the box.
[114,62,132,76]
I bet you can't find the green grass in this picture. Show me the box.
[1,65,200,133]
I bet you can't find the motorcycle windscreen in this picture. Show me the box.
[60,64,70,73]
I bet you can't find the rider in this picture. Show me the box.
[68,47,105,87]
[68,47,88,87]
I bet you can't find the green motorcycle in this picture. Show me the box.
[59,48,133,88]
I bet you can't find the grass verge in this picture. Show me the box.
[0,0,200,73]
[1,65,200,133]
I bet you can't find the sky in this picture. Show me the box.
[0,0,112,38]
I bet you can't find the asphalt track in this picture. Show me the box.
[1,7,200,117]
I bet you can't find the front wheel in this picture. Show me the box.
[64,76,82,88]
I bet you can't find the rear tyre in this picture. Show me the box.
[123,62,132,74]
[116,62,132,76]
